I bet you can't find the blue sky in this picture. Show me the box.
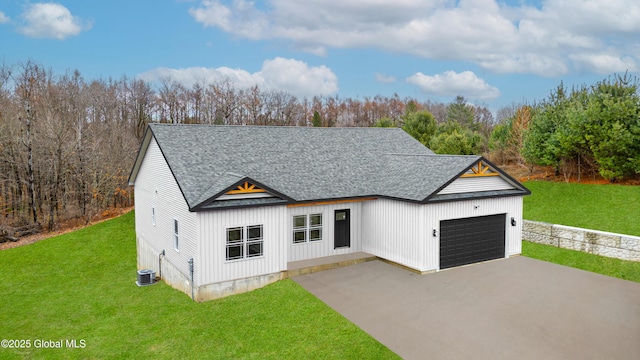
[1,0,639,110]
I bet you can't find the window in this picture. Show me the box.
[173,219,179,251]
[226,227,243,260]
[152,207,156,226]
[247,225,263,258]
[292,213,322,244]
[226,225,263,261]
[293,215,307,244]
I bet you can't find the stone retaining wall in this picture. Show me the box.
[523,220,640,261]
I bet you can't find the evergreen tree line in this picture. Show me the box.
[489,73,640,182]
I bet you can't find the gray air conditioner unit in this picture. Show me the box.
[136,269,156,286]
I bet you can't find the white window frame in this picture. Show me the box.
[226,225,263,261]
[293,215,307,244]
[292,213,322,244]
[151,207,156,226]
[173,219,179,252]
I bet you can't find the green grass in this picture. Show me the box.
[523,241,640,282]
[523,181,640,236]
[0,211,398,359]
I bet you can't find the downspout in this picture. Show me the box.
[158,250,165,279]
[188,258,194,301]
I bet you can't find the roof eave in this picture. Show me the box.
[127,126,154,186]
[420,155,481,202]
[191,176,295,211]
[425,189,530,203]
[420,156,530,203]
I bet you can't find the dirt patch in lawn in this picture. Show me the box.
[500,164,640,185]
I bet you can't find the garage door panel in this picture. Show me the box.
[440,214,505,269]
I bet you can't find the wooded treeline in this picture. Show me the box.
[0,61,499,233]
[1,60,637,236]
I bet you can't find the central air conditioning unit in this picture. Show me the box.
[136,269,156,286]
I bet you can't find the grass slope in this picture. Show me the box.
[0,212,398,359]
[522,241,640,282]
[523,181,640,236]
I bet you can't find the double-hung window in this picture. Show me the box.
[292,214,322,244]
[226,225,263,261]
[173,219,179,251]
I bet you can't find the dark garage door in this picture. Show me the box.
[440,214,506,270]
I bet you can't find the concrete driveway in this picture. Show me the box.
[293,257,640,360]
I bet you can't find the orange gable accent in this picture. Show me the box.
[460,161,501,178]
[226,181,267,195]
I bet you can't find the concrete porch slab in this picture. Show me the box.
[285,252,377,278]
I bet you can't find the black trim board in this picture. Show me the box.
[192,176,294,211]
[145,127,195,211]
[127,126,154,185]
[426,189,529,203]
[422,156,530,203]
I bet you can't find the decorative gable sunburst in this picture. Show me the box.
[460,161,500,177]
[226,181,267,195]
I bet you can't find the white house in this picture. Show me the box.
[128,124,530,301]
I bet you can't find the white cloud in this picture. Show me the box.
[189,0,268,40]
[569,53,638,74]
[137,66,266,90]
[137,57,338,98]
[188,0,640,77]
[406,71,500,100]
[260,57,338,97]
[0,12,10,24]
[19,3,91,40]
[375,73,396,83]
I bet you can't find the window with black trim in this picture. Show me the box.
[226,225,263,261]
[292,213,322,244]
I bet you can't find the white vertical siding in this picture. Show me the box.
[437,176,515,195]
[287,202,363,262]
[197,206,288,285]
[361,196,524,273]
[133,138,197,280]
[196,201,365,285]
[362,199,424,270]
[423,196,524,271]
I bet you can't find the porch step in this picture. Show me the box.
[285,252,378,278]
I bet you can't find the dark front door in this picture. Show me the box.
[439,213,506,270]
[334,209,350,248]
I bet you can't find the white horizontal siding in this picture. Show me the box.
[287,202,363,262]
[134,138,197,280]
[197,206,288,285]
[437,176,515,195]
[423,196,524,271]
[362,199,424,270]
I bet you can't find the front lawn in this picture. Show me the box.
[0,211,397,359]
[523,181,640,236]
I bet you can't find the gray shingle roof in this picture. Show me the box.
[129,124,528,210]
